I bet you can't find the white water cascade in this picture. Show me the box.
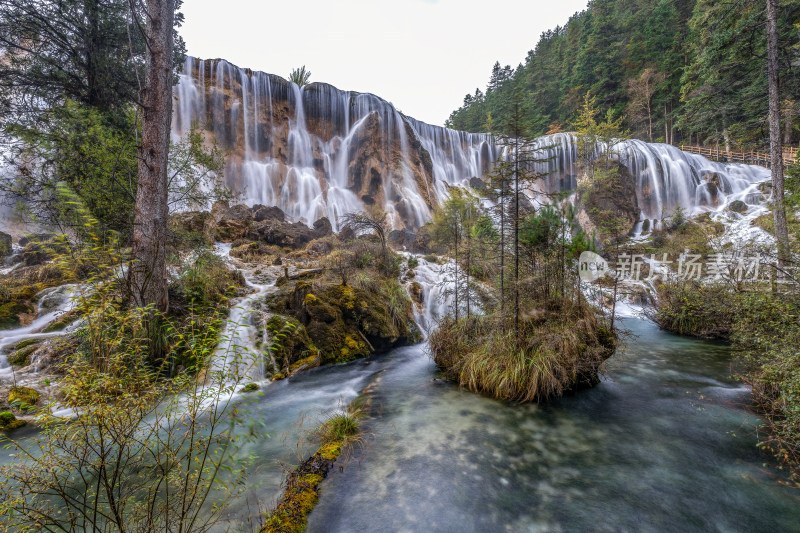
[0,284,78,381]
[528,133,770,229]
[172,57,498,231]
[173,59,770,235]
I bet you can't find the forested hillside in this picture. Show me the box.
[446,0,800,150]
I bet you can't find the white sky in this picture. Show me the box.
[179,0,589,127]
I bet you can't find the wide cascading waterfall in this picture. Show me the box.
[173,57,498,231]
[172,58,769,234]
[527,133,770,226]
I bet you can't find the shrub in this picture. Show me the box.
[733,292,800,481]
[430,300,615,402]
[652,281,738,339]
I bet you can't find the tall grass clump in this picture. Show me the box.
[733,292,800,483]
[430,299,616,403]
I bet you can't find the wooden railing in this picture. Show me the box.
[680,144,797,168]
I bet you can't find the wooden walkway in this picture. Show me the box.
[680,145,797,168]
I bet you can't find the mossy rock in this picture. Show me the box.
[304,319,347,364]
[289,354,319,373]
[0,411,26,432]
[13,338,38,351]
[8,343,38,366]
[8,386,40,408]
[240,383,260,393]
[305,296,341,323]
[0,301,34,330]
[271,373,285,381]
[0,232,11,258]
[728,200,748,214]
[266,315,316,369]
[42,310,77,333]
[10,282,49,302]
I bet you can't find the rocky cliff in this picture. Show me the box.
[173,57,496,231]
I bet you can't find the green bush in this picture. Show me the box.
[732,292,800,481]
[653,281,737,339]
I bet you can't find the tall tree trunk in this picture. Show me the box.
[514,137,520,339]
[454,222,459,321]
[466,235,471,319]
[499,181,505,317]
[131,0,175,315]
[647,98,652,142]
[767,0,790,265]
[722,126,731,157]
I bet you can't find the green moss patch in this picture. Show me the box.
[261,405,360,533]
[0,411,26,432]
[0,302,34,330]
[268,276,420,366]
[8,343,38,366]
[42,310,78,333]
[8,386,40,409]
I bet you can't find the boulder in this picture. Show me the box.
[307,239,333,257]
[389,229,417,250]
[170,211,215,244]
[409,281,424,305]
[248,219,316,248]
[0,411,26,432]
[469,177,487,191]
[8,386,40,407]
[215,204,253,242]
[728,200,748,214]
[337,225,355,241]
[388,225,432,253]
[312,217,333,238]
[252,204,286,222]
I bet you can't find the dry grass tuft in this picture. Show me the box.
[429,299,616,403]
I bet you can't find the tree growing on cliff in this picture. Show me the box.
[342,210,388,260]
[289,66,312,87]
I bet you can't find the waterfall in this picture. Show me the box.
[173,58,769,233]
[172,57,498,230]
[527,133,770,226]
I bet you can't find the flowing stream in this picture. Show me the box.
[218,318,800,532]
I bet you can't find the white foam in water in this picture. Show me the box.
[0,284,78,378]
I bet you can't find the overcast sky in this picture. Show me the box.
[179,0,589,127]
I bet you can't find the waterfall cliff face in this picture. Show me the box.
[173,57,497,231]
[172,58,769,232]
[529,133,770,226]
